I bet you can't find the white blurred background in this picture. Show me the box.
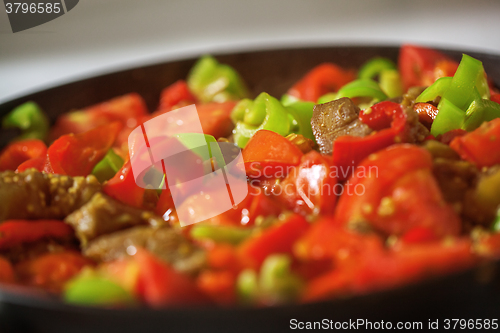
[1,0,499,103]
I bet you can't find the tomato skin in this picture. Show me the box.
[450,118,500,168]
[334,101,407,181]
[46,122,122,176]
[103,160,146,209]
[158,80,197,111]
[335,144,459,238]
[287,63,356,102]
[238,214,310,269]
[399,44,458,90]
[0,139,47,172]
[15,251,93,293]
[196,270,237,306]
[133,249,209,307]
[0,220,73,250]
[50,93,148,141]
[303,238,475,302]
[243,130,303,178]
[278,151,337,215]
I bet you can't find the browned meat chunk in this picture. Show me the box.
[65,193,165,247]
[84,226,206,274]
[0,169,101,222]
[311,98,372,154]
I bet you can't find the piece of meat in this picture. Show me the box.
[311,98,372,154]
[65,193,165,247]
[0,169,101,222]
[84,226,206,275]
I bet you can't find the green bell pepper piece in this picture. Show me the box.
[317,92,338,104]
[259,254,304,304]
[463,95,500,131]
[492,209,500,232]
[187,55,248,103]
[232,92,290,148]
[280,94,300,107]
[415,77,452,103]
[379,69,404,99]
[358,57,397,80]
[431,98,466,136]
[236,269,259,305]
[92,149,125,183]
[285,101,315,141]
[65,276,136,307]
[335,79,388,101]
[190,224,253,245]
[2,101,49,141]
[442,54,484,110]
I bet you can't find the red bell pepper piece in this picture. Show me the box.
[15,251,93,293]
[287,63,356,102]
[398,44,459,90]
[16,155,47,172]
[439,128,467,145]
[46,122,122,176]
[413,102,438,128]
[0,257,15,283]
[450,118,500,168]
[133,249,209,307]
[278,151,337,215]
[333,101,406,180]
[103,160,145,209]
[50,93,148,141]
[0,220,73,250]
[243,129,303,178]
[400,226,438,244]
[158,80,197,111]
[0,139,47,172]
[238,213,309,269]
[335,144,460,238]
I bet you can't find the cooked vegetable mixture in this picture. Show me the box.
[1,45,500,308]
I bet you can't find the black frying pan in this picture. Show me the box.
[1,46,499,333]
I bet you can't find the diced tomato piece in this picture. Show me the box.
[334,101,407,181]
[133,249,209,307]
[413,102,438,127]
[450,118,500,168]
[287,63,356,102]
[399,44,459,90]
[0,139,47,172]
[16,155,47,172]
[15,251,93,293]
[103,160,145,209]
[335,144,460,238]
[197,270,237,306]
[50,93,148,141]
[439,128,467,145]
[278,151,337,215]
[0,220,73,250]
[46,122,122,176]
[243,130,303,178]
[206,244,242,274]
[238,214,310,269]
[158,80,197,111]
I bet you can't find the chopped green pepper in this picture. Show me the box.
[379,69,404,99]
[2,101,49,141]
[64,275,136,307]
[236,269,259,305]
[259,254,304,305]
[358,57,398,80]
[317,92,338,104]
[285,101,315,141]
[187,55,249,103]
[232,93,291,148]
[492,209,500,232]
[190,224,253,245]
[415,77,452,103]
[431,98,466,136]
[92,149,125,183]
[463,96,500,131]
[335,79,388,102]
